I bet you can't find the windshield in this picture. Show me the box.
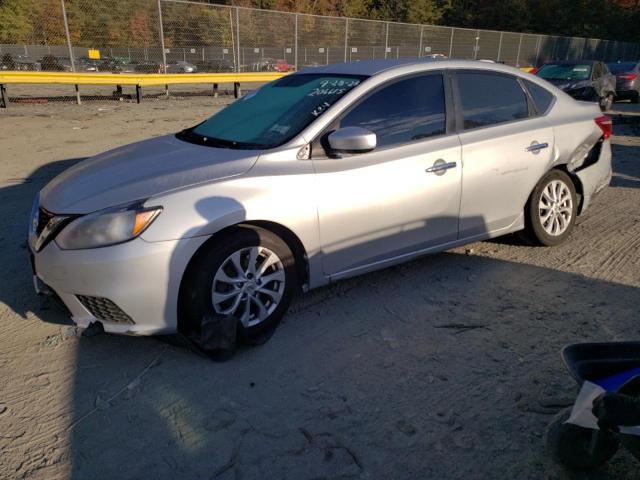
[537,63,592,81]
[179,74,365,149]
[608,62,636,74]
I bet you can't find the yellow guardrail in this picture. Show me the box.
[0,71,288,106]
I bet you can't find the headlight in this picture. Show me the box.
[55,205,162,250]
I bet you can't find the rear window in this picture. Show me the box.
[457,72,529,130]
[524,80,555,115]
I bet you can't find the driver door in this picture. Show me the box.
[311,72,462,277]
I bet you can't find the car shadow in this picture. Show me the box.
[0,157,85,325]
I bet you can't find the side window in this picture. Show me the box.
[524,79,555,115]
[457,72,529,129]
[337,74,446,148]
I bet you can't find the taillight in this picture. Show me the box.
[595,115,612,140]
[529,67,538,75]
[618,73,637,81]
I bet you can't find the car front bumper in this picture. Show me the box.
[31,235,208,335]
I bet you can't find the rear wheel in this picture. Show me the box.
[180,225,297,358]
[521,169,578,246]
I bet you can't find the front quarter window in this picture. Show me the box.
[179,74,365,149]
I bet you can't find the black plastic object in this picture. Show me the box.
[562,342,640,385]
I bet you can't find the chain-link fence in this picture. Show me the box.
[1,0,640,103]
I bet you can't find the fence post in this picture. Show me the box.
[384,22,389,59]
[235,7,241,72]
[579,38,586,60]
[497,32,503,62]
[515,33,523,67]
[474,30,479,60]
[228,9,236,70]
[294,13,298,71]
[534,35,541,66]
[344,18,348,62]
[157,0,167,74]
[448,28,454,58]
[418,25,423,58]
[59,0,80,105]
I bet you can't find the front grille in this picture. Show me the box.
[77,295,135,324]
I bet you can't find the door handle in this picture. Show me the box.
[426,160,457,175]
[526,142,549,154]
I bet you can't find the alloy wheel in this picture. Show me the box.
[212,246,286,327]
[538,180,573,236]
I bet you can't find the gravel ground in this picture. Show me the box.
[0,95,639,480]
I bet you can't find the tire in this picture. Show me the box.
[180,225,297,358]
[631,92,640,104]
[546,407,619,471]
[520,169,578,246]
[599,92,614,111]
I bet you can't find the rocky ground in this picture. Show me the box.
[0,94,639,479]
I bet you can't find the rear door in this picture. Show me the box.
[454,70,555,238]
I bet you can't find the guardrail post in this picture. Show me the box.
[157,0,167,74]
[136,85,141,103]
[233,82,241,98]
[60,0,80,105]
[0,84,7,108]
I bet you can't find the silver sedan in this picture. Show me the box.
[28,58,612,354]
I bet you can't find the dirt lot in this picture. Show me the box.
[1,94,639,480]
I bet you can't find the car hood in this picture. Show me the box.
[40,134,260,214]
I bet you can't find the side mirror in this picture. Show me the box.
[327,126,376,154]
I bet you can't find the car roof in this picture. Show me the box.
[294,57,528,78]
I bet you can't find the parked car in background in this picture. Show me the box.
[195,58,235,72]
[274,59,294,72]
[98,57,137,73]
[608,61,639,103]
[165,61,198,73]
[134,61,162,73]
[28,59,612,355]
[0,53,40,71]
[251,58,277,71]
[77,57,101,72]
[536,60,616,110]
[38,55,73,72]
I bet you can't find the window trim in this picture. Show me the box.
[521,78,557,117]
[311,70,453,159]
[451,69,537,133]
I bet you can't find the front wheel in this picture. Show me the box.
[180,225,297,358]
[521,169,578,246]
